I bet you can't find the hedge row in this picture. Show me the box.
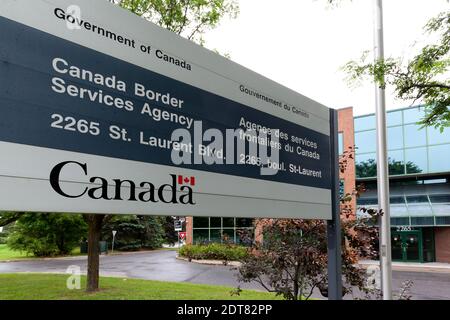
[179,243,248,261]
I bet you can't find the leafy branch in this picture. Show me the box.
[118,0,239,45]
[342,10,450,131]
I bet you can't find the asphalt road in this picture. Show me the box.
[0,250,449,300]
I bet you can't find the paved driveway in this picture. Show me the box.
[0,250,264,290]
[1,250,449,300]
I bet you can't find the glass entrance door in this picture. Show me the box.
[391,231,423,262]
[404,233,421,261]
[392,233,403,260]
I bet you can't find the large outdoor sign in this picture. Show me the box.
[0,0,334,219]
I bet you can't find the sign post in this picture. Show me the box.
[178,231,186,248]
[326,109,343,300]
[174,219,182,232]
[111,230,117,254]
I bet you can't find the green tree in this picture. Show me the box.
[0,212,24,227]
[102,215,165,250]
[342,8,449,130]
[118,0,239,45]
[160,216,180,245]
[7,213,87,257]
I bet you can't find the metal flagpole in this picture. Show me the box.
[373,0,392,300]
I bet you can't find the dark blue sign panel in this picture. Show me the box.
[0,17,331,189]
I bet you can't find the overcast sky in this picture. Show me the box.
[203,0,449,116]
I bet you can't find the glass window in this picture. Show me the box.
[387,126,404,150]
[387,110,403,126]
[403,107,425,124]
[408,205,433,217]
[432,204,450,216]
[435,216,450,225]
[405,147,427,174]
[406,195,433,217]
[193,217,255,244]
[410,217,434,225]
[193,217,209,228]
[339,180,345,198]
[210,229,222,242]
[429,195,450,203]
[357,198,378,205]
[390,196,405,204]
[428,144,450,173]
[355,115,376,132]
[355,130,376,153]
[391,217,410,226]
[406,195,429,204]
[222,217,235,228]
[355,153,377,178]
[338,132,344,155]
[210,217,221,228]
[193,229,209,243]
[388,150,405,175]
[391,204,409,217]
[236,218,253,228]
[404,124,427,148]
[427,126,450,145]
[222,229,235,242]
[423,179,446,184]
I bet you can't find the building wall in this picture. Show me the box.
[354,105,450,263]
[186,216,193,245]
[435,227,450,263]
[338,107,356,219]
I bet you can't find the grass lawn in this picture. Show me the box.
[0,244,83,261]
[0,244,30,260]
[0,273,281,300]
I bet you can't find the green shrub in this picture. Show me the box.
[7,213,87,257]
[179,243,248,261]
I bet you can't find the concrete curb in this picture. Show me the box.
[176,255,242,267]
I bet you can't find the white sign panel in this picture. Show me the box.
[0,0,334,219]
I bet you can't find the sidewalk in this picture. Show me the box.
[358,260,450,273]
